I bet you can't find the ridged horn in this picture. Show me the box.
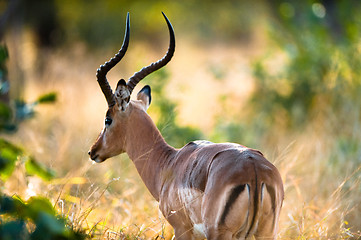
[127,12,175,94]
[96,13,130,107]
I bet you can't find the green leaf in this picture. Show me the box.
[12,195,28,219]
[0,194,85,239]
[0,139,23,180]
[25,158,56,181]
[0,138,23,155]
[0,102,12,125]
[0,194,28,219]
[0,45,9,63]
[34,212,67,234]
[0,195,16,214]
[31,212,86,240]
[36,92,57,104]
[0,220,29,240]
[15,100,35,121]
[26,197,69,239]
[0,155,11,172]
[0,99,15,133]
[26,196,57,221]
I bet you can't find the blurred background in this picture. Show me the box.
[0,0,360,239]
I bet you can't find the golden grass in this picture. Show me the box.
[3,34,361,239]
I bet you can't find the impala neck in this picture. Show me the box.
[125,103,176,201]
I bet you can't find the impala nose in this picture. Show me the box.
[88,149,98,161]
[88,150,93,158]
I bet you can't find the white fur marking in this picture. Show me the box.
[193,223,206,239]
[115,85,130,99]
[260,183,265,209]
[178,188,203,224]
[114,85,130,111]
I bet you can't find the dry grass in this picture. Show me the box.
[275,138,361,239]
[2,32,361,239]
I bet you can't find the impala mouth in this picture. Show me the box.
[93,157,103,163]
[89,152,102,163]
[92,156,105,164]
[94,156,104,163]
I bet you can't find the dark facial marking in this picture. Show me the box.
[139,85,152,104]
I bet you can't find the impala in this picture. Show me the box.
[88,12,284,240]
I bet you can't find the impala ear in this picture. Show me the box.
[114,79,130,111]
[137,85,151,111]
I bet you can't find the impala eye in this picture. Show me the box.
[105,117,112,126]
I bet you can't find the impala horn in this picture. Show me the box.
[96,13,130,107]
[127,12,175,94]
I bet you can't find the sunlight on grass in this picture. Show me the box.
[2,1,361,238]
[4,41,357,239]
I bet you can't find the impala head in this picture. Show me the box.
[88,12,175,163]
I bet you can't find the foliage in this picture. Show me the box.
[0,45,8,78]
[2,1,361,239]
[0,45,57,132]
[251,0,361,129]
[0,44,85,239]
[36,92,57,104]
[212,1,361,145]
[14,92,57,123]
[0,195,84,240]
[54,0,257,47]
[25,157,56,182]
[211,1,361,238]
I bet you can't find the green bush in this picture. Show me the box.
[251,1,361,128]
[0,195,84,240]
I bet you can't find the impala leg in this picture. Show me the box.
[253,220,277,240]
[254,185,281,240]
[165,211,195,240]
[173,227,195,240]
[253,219,277,240]
[254,235,275,240]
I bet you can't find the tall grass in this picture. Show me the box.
[2,2,361,238]
[3,39,358,239]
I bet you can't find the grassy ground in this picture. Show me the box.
[2,30,361,239]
